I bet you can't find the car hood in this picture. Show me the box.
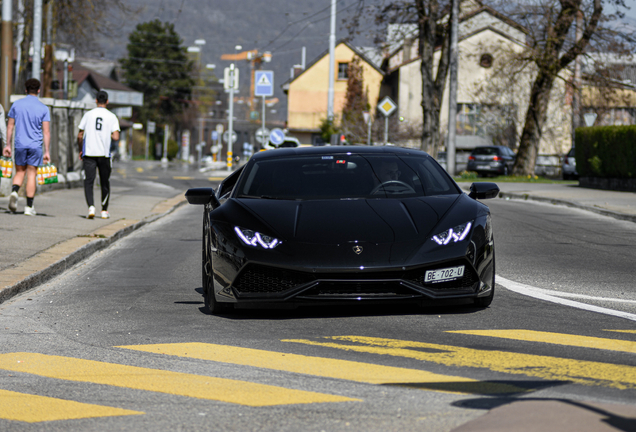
[229,196,462,244]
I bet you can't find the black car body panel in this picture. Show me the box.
[188,146,498,311]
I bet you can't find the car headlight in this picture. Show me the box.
[432,222,472,245]
[234,226,281,249]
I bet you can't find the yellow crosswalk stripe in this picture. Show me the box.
[0,389,142,422]
[173,176,194,180]
[283,336,636,390]
[0,353,356,407]
[118,343,525,395]
[447,330,636,354]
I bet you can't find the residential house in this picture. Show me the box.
[283,41,384,145]
[385,0,573,158]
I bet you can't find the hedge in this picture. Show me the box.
[575,125,636,178]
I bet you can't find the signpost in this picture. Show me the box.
[181,130,190,162]
[255,70,274,154]
[145,120,156,160]
[224,64,239,170]
[377,96,397,145]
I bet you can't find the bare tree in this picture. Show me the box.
[509,0,604,175]
[348,0,452,156]
[341,57,370,143]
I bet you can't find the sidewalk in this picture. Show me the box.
[0,177,189,304]
[458,181,636,223]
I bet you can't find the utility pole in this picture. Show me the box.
[571,11,583,145]
[262,95,266,142]
[42,0,53,97]
[227,63,235,171]
[161,124,169,165]
[1,0,12,109]
[446,0,459,176]
[32,0,43,81]
[327,0,336,120]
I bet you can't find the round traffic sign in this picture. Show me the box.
[211,131,218,141]
[269,128,285,146]
[255,128,270,144]
[223,130,237,144]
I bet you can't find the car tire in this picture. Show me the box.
[474,251,495,308]
[202,211,232,315]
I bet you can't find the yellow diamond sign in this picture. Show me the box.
[377,96,397,117]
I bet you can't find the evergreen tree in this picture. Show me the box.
[120,20,195,125]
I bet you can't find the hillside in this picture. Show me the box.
[87,0,380,122]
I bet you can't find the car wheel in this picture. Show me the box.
[202,211,232,315]
[474,250,495,308]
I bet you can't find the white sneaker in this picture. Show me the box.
[87,206,96,219]
[101,210,110,219]
[24,206,36,216]
[8,191,18,213]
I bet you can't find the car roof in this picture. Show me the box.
[251,145,431,161]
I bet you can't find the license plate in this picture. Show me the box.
[476,165,490,170]
[425,266,465,283]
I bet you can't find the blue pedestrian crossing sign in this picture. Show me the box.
[254,70,274,97]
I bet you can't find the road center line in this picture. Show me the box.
[0,353,355,407]
[496,275,636,322]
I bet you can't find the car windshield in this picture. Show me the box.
[235,154,459,200]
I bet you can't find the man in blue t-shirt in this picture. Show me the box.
[2,78,51,216]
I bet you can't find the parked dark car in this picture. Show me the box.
[562,148,578,180]
[186,146,499,314]
[467,146,516,177]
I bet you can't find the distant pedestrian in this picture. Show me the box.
[2,78,51,216]
[0,103,7,151]
[77,90,120,219]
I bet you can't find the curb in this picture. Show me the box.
[497,191,636,224]
[0,194,187,305]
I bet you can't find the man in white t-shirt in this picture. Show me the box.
[77,90,120,219]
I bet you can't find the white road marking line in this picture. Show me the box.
[496,275,636,322]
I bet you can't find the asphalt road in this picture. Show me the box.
[0,181,635,431]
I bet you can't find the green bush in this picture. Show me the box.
[167,139,179,160]
[575,125,636,178]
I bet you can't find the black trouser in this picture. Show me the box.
[83,156,111,211]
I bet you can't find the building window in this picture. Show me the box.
[338,62,349,80]
[479,53,493,68]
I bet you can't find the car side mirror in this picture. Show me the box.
[469,182,500,200]
[185,187,221,209]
